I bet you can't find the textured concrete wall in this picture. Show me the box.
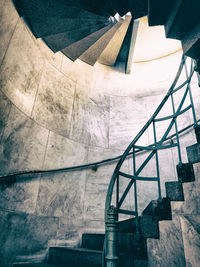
[0,1,200,266]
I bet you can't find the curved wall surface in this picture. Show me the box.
[0,1,200,266]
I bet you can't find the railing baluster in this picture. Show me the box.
[185,59,197,124]
[116,174,119,209]
[170,93,182,164]
[133,145,139,234]
[133,146,138,215]
[153,120,162,201]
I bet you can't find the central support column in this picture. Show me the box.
[105,206,119,267]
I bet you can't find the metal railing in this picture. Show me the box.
[104,55,199,266]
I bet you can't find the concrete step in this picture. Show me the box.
[102,2,116,17]
[43,21,111,52]
[98,15,132,66]
[182,35,200,60]
[139,215,159,239]
[148,0,174,26]
[118,217,136,233]
[180,215,200,266]
[142,198,172,221]
[176,162,195,183]
[13,264,58,267]
[128,0,148,19]
[171,163,200,216]
[171,182,200,215]
[147,215,186,267]
[13,0,109,19]
[81,233,105,251]
[79,19,124,65]
[27,17,110,38]
[165,181,184,201]
[164,0,200,40]
[109,0,130,17]
[81,232,147,258]
[133,259,148,267]
[187,143,200,163]
[47,247,102,267]
[116,19,133,63]
[118,233,147,258]
[72,0,111,18]
[62,22,116,61]
[118,215,158,238]
[181,20,200,59]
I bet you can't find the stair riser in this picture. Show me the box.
[48,247,102,267]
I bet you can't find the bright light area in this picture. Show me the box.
[133,16,182,62]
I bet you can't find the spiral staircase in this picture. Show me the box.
[8,0,200,266]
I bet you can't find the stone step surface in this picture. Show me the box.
[13,264,58,267]
[81,232,147,258]
[98,15,132,66]
[43,21,111,52]
[47,247,102,267]
[62,22,115,61]
[165,181,184,201]
[43,20,112,52]
[187,143,200,163]
[26,17,109,38]
[148,0,174,26]
[81,233,105,250]
[182,22,200,59]
[147,216,186,267]
[13,0,109,19]
[118,217,136,233]
[79,19,123,65]
[164,0,200,40]
[171,162,200,215]
[128,0,148,19]
[142,198,172,221]
[180,215,200,267]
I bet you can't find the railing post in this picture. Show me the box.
[153,120,162,201]
[105,206,119,267]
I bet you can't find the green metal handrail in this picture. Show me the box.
[104,55,199,266]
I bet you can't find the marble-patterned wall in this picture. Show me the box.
[0,1,200,266]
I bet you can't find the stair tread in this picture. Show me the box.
[27,17,109,38]
[165,181,184,201]
[129,0,148,19]
[180,215,200,266]
[79,18,123,65]
[48,246,102,267]
[148,0,174,26]
[142,198,172,220]
[165,0,200,40]
[147,216,186,267]
[187,143,200,164]
[109,0,130,17]
[50,246,103,254]
[62,22,115,61]
[43,21,111,52]
[171,181,200,215]
[13,0,109,19]
[13,264,58,267]
[98,15,132,66]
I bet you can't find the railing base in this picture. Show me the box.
[105,206,119,267]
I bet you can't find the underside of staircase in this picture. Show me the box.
[12,0,200,72]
